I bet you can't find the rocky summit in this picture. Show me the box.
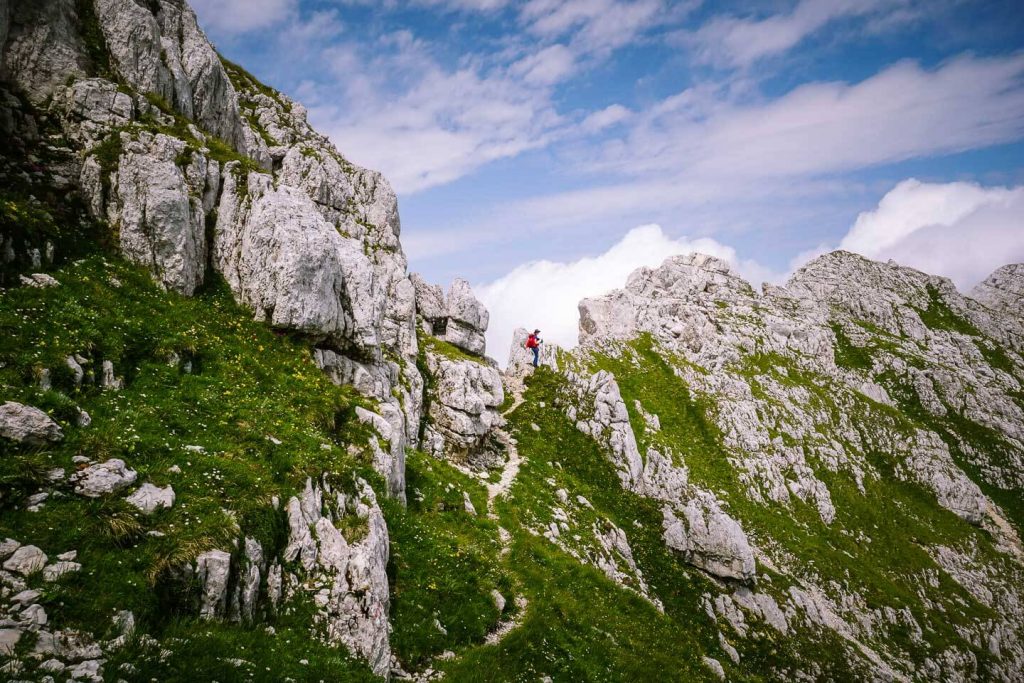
[1,2,1023,681]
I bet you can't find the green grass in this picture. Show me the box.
[385,451,510,670]
[420,330,489,364]
[914,285,982,336]
[573,337,1006,675]
[830,323,873,371]
[99,595,379,682]
[442,368,863,682]
[0,256,380,636]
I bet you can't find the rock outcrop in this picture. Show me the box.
[559,250,1024,679]
[413,274,491,355]
[971,263,1024,321]
[282,477,391,677]
[422,349,505,467]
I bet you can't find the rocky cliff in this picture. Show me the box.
[1,1,1023,681]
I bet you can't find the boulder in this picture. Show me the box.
[423,351,504,462]
[43,560,81,582]
[125,483,175,514]
[70,459,138,497]
[0,402,63,445]
[444,279,488,354]
[662,499,756,582]
[0,628,21,655]
[411,273,446,324]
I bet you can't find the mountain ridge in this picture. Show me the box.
[1,1,1023,681]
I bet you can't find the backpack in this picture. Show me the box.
[525,335,537,349]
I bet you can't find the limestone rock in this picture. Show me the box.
[213,170,382,352]
[54,77,133,145]
[105,131,208,295]
[3,545,47,575]
[0,0,91,103]
[95,0,247,150]
[283,477,391,677]
[125,483,175,514]
[43,560,81,582]
[971,263,1024,321]
[196,549,231,619]
[444,279,488,354]
[662,500,756,582]
[0,402,63,445]
[423,351,504,463]
[18,272,60,287]
[354,406,406,502]
[0,628,20,655]
[71,459,137,497]
[411,273,446,324]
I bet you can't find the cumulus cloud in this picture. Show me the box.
[837,179,1024,288]
[190,0,296,34]
[476,224,776,361]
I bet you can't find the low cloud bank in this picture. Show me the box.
[476,225,760,362]
[476,179,1024,366]
[838,179,1024,288]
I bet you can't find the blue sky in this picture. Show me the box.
[192,0,1024,353]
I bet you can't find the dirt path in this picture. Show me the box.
[485,381,527,517]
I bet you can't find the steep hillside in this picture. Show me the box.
[1,1,1023,682]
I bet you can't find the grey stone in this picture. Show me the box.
[125,483,175,514]
[71,460,137,497]
[196,549,231,620]
[0,402,63,445]
[43,561,81,582]
[3,545,47,575]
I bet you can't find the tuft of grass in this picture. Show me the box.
[419,330,488,365]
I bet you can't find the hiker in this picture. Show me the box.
[525,329,542,367]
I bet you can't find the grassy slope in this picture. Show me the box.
[587,336,1005,676]
[439,369,859,682]
[386,450,510,670]
[0,255,381,678]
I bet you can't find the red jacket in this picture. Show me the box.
[526,334,539,349]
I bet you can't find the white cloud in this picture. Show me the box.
[476,224,776,361]
[688,0,898,68]
[580,104,632,133]
[190,0,296,34]
[521,0,666,54]
[498,53,1024,234]
[510,44,577,85]
[837,179,1024,288]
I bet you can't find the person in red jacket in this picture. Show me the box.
[525,329,542,367]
